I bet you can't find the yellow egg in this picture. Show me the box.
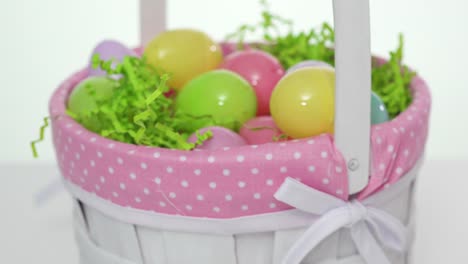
[144,29,223,90]
[270,67,335,138]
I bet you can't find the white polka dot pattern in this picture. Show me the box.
[49,60,430,218]
[358,68,431,199]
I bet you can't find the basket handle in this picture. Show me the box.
[140,0,167,45]
[332,0,371,194]
[138,0,371,194]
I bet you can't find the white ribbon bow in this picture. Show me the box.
[274,178,408,264]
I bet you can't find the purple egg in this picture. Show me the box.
[188,126,247,150]
[286,60,334,74]
[88,40,137,77]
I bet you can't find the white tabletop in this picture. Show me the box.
[0,160,467,263]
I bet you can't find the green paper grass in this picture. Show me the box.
[226,0,334,69]
[371,35,415,117]
[31,55,214,157]
[30,117,50,158]
[74,54,212,150]
[227,0,413,118]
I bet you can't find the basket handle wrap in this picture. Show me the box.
[140,0,166,45]
[138,0,371,194]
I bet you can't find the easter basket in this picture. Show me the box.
[49,0,431,263]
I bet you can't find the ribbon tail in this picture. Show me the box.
[350,222,391,264]
[281,209,350,264]
[34,178,64,207]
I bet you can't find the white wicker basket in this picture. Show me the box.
[71,160,420,264]
[50,1,430,263]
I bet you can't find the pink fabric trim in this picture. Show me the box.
[49,57,430,218]
[358,74,431,198]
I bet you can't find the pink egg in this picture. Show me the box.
[219,42,251,57]
[88,40,137,77]
[188,127,247,150]
[286,60,334,74]
[220,50,285,116]
[239,116,284,145]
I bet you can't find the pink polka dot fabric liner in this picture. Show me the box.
[50,62,430,219]
[358,73,431,199]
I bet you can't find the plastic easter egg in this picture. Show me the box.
[220,50,284,116]
[371,92,390,124]
[188,126,247,150]
[270,68,335,139]
[287,60,334,74]
[68,77,117,116]
[144,29,223,90]
[176,70,257,131]
[239,116,283,145]
[88,40,136,77]
[220,42,251,57]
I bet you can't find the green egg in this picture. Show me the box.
[68,76,116,116]
[175,70,257,131]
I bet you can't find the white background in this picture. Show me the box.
[0,0,467,163]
